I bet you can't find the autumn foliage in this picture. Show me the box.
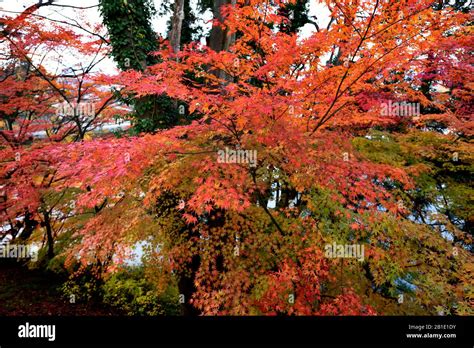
[0,0,473,315]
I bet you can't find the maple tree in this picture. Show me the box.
[0,0,472,316]
[0,3,120,260]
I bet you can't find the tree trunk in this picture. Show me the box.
[169,0,185,54]
[208,0,236,80]
[209,0,236,52]
[177,254,200,316]
[43,211,54,260]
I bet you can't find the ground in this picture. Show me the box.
[0,261,122,316]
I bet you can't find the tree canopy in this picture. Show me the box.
[0,0,472,316]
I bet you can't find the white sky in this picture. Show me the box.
[0,0,329,74]
[0,0,172,33]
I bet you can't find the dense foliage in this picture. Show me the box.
[0,0,472,315]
